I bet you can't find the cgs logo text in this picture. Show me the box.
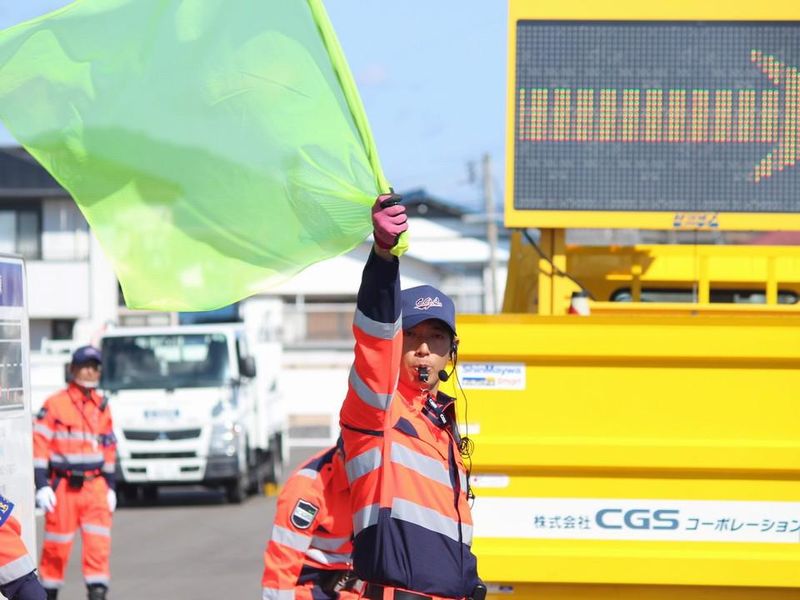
[595,508,680,530]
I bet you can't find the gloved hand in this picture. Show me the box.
[372,194,407,250]
[107,489,117,513]
[35,486,57,513]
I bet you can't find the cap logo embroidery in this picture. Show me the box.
[414,296,443,311]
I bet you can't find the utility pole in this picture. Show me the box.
[483,153,499,313]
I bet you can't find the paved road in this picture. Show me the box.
[35,447,320,600]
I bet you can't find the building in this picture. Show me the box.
[0,147,117,351]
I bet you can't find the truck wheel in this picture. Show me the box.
[142,486,159,505]
[247,451,265,496]
[118,484,139,505]
[226,455,249,504]
[226,473,247,504]
[265,435,284,484]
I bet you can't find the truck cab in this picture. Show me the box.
[101,324,284,503]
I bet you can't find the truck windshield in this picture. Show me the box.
[101,333,230,390]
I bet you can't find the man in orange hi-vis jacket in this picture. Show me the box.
[0,494,47,600]
[339,194,483,600]
[262,441,359,600]
[33,346,116,600]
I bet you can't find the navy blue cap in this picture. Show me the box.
[72,345,102,366]
[401,285,456,336]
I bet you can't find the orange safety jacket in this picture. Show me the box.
[262,445,355,600]
[33,383,116,491]
[340,250,479,599]
[0,496,36,590]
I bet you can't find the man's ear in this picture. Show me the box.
[451,337,460,358]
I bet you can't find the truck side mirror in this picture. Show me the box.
[239,356,257,378]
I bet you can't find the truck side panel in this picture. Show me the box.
[452,314,800,597]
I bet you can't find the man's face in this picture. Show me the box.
[71,361,101,385]
[400,319,455,388]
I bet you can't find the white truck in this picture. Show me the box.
[100,323,286,503]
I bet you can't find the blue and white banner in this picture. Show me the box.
[472,497,800,544]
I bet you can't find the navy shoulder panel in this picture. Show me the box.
[393,417,419,438]
[302,446,338,473]
[0,493,14,527]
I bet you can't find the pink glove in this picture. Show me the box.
[372,194,407,250]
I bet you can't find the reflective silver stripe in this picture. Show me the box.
[304,548,351,566]
[459,470,467,492]
[271,525,311,553]
[84,575,110,585]
[102,462,115,474]
[82,524,111,537]
[53,431,101,441]
[296,468,318,480]
[33,424,54,439]
[33,458,49,468]
[354,309,402,340]
[391,498,473,545]
[390,443,451,488]
[263,588,295,600]
[0,554,35,585]
[345,448,382,483]
[52,452,105,463]
[44,531,75,544]
[352,503,380,535]
[40,578,64,589]
[310,535,350,552]
[349,367,392,411]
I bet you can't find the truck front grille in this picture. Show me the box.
[130,452,197,459]
[123,429,201,441]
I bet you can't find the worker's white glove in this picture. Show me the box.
[107,489,117,513]
[35,486,57,513]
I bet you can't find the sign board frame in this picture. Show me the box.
[506,0,800,230]
[0,254,35,556]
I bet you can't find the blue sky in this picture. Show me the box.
[0,1,507,210]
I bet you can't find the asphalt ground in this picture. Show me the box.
[34,446,320,600]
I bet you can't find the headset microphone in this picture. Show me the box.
[437,369,450,382]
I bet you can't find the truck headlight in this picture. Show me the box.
[209,421,241,457]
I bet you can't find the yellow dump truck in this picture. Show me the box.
[455,1,800,597]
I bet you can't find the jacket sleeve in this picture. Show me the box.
[340,249,403,433]
[99,400,117,490]
[32,400,55,489]
[261,473,321,595]
[0,513,38,595]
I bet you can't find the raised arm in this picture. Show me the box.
[340,195,407,432]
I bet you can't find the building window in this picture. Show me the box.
[0,206,41,259]
[52,319,75,340]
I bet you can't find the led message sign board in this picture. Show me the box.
[506,1,800,230]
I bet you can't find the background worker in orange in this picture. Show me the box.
[33,346,117,600]
[0,494,47,600]
[339,195,483,600]
[262,441,358,600]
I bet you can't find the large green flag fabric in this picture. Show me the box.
[0,0,399,310]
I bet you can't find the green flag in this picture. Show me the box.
[0,0,401,310]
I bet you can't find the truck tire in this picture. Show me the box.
[265,435,284,484]
[118,484,139,505]
[226,473,247,504]
[142,486,158,505]
[226,453,249,504]
[247,446,264,496]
